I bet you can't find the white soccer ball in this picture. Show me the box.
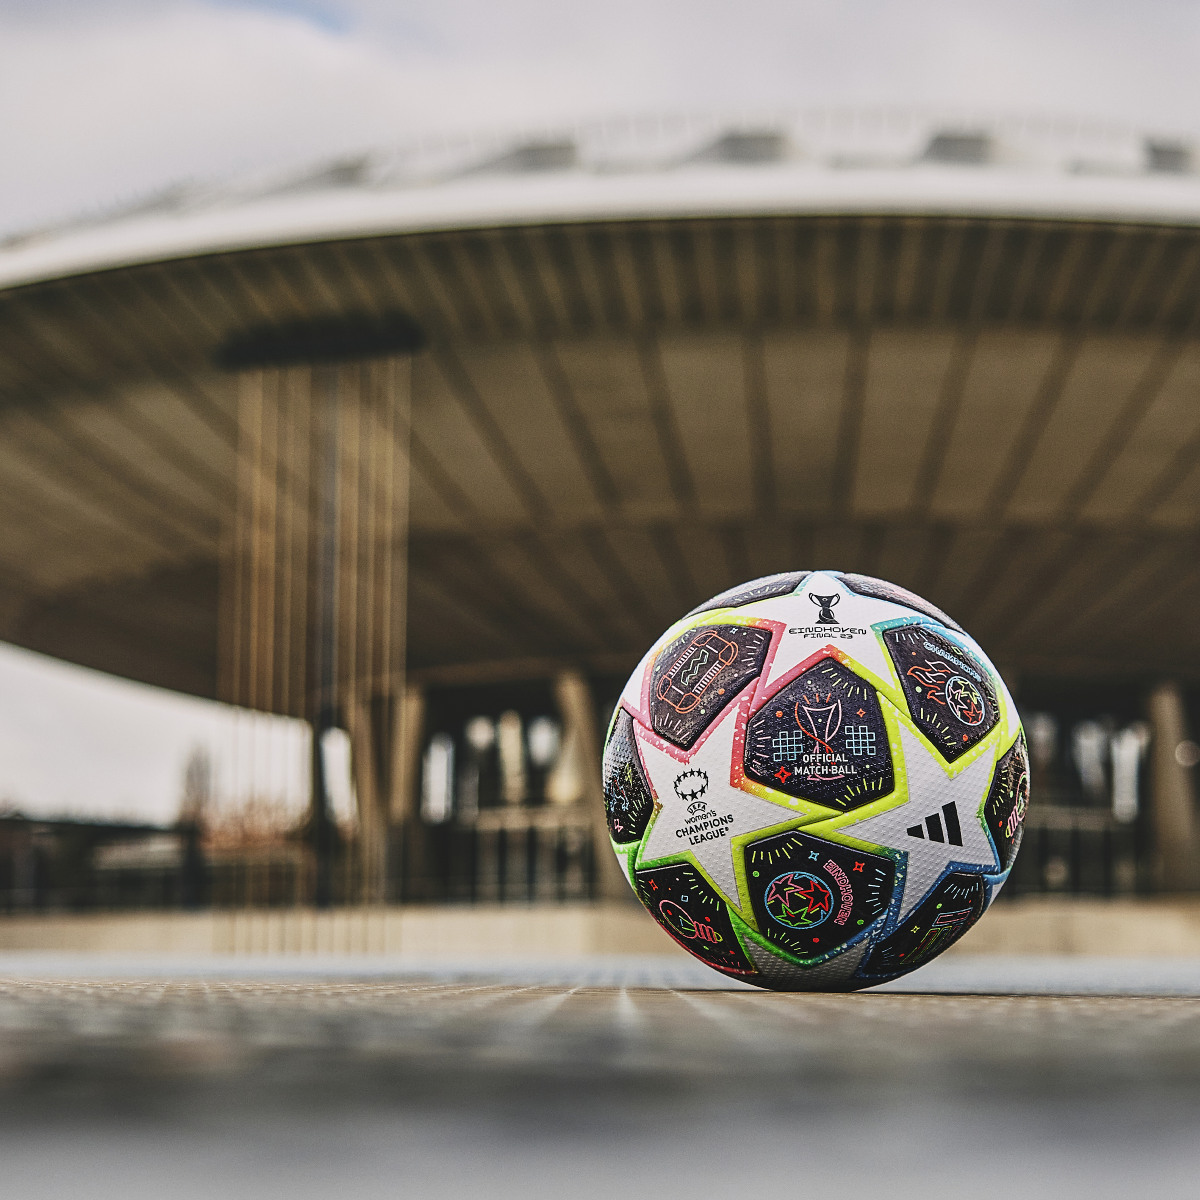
[602,570,1028,990]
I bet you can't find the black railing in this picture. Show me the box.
[0,803,1164,912]
[1000,804,1154,898]
[0,815,600,912]
[405,819,596,904]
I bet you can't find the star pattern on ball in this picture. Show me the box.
[736,571,921,696]
[633,699,799,913]
[768,872,833,926]
[839,723,998,921]
[618,641,658,720]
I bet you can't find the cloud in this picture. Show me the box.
[337,0,1200,122]
[0,4,393,231]
[1,0,1198,235]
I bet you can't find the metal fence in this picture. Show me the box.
[0,802,1162,913]
[1000,803,1154,898]
[0,813,600,913]
[410,816,597,904]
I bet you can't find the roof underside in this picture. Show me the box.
[2,212,1200,700]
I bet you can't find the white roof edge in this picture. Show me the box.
[3,164,1200,293]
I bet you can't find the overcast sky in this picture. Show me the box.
[0,0,1198,820]
[0,641,354,825]
[3,0,1200,234]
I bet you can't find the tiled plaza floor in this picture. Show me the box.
[0,956,1196,1198]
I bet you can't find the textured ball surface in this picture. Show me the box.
[603,570,1028,991]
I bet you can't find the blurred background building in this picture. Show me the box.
[1,109,1199,914]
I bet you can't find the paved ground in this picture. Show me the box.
[0,955,1198,1199]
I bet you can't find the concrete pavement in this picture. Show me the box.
[0,956,1197,1198]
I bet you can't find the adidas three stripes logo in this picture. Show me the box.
[906,802,962,846]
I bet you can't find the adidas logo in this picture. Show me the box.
[906,801,963,846]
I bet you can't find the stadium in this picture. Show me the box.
[1,109,1199,908]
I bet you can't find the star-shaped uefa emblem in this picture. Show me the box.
[633,697,826,913]
[835,724,999,921]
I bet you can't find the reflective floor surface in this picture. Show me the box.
[0,955,1197,1199]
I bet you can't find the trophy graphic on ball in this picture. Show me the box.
[809,593,840,625]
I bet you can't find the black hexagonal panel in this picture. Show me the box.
[743,657,894,810]
[983,734,1030,872]
[602,708,655,845]
[883,625,999,762]
[686,571,811,617]
[744,830,894,960]
[635,862,757,977]
[837,572,964,633]
[862,870,986,977]
[649,623,773,749]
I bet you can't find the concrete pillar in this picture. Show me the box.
[222,355,411,907]
[1148,680,1200,891]
[343,356,411,905]
[389,685,426,824]
[388,684,426,900]
[554,670,629,902]
[310,364,341,907]
[348,696,390,905]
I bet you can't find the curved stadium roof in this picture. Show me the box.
[3,110,1200,704]
[5,110,1200,286]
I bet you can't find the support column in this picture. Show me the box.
[1148,680,1200,891]
[389,684,426,901]
[310,364,341,907]
[339,357,410,905]
[554,670,630,902]
[390,685,426,824]
[347,697,385,904]
[221,355,411,908]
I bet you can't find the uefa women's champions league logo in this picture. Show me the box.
[669,768,735,847]
[673,768,709,802]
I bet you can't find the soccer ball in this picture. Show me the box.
[602,570,1028,990]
